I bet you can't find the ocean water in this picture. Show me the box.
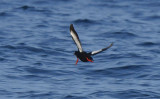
[0,0,160,99]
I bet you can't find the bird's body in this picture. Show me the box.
[74,51,93,62]
[70,24,113,65]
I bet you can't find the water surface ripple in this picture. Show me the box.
[0,0,160,99]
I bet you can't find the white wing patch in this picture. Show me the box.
[91,49,103,55]
[91,43,113,55]
[70,30,83,52]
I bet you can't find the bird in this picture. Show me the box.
[70,24,113,65]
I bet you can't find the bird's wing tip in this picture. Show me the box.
[110,42,114,47]
[70,24,74,31]
[70,24,73,27]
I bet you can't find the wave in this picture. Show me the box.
[1,45,46,53]
[19,5,35,10]
[112,31,137,38]
[0,44,68,55]
[90,89,160,99]
[73,19,98,24]
[15,91,54,98]
[136,42,159,47]
[17,5,52,14]
[83,64,150,79]
[63,95,88,99]
[0,11,15,18]
[111,89,160,99]
[0,12,7,16]
[100,31,138,40]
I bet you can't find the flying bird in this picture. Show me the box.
[70,24,113,65]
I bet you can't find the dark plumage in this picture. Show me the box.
[70,24,113,65]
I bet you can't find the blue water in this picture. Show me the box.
[0,0,160,99]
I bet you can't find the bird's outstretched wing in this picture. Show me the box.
[70,24,83,52]
[91,43,113,55]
